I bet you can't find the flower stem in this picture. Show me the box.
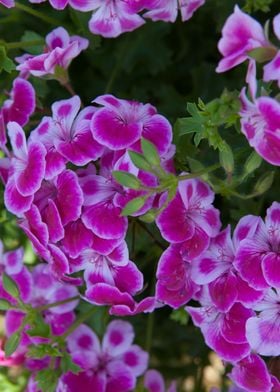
[178,162,221,181]
[5,40,44,50]
[35,295,80,312]
[15,2,64,26]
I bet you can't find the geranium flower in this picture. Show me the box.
[16,27,88,78]
[216,5,268,73]
[156,178,221,257]
[235,202,280,289]
[59,320,148,392]
[143,0,205,22]
[191,218,264,312]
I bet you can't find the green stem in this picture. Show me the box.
[178,162,221,181]
[35,296,80,312]
[15,2,63,26]
[5,40,44,50]
[59,306,97,340]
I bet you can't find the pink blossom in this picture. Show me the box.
[186,289,253,363]
[216,5,268,73]
[1,78,35,148]
[143,0,205,23]
[6,122,46,198]
[31,96,104,170]
[16,27,88,77]
[59,320,148,392]
[91,94,172,155]
[0,339,25,367]
[156,178,220,257]
[239,89,280,166]
[263,15,280,87]
[246,288,280,356]
[235,202,280,289]
[0,242,32,303]
[229,354,273,392]
[0,0,14,7]
[191,220,264,312]
[156,244,199,308]
[88,0,146,38]
[4,263,79,354]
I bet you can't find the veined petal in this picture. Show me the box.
[14,142,46,197]
[82,202,128,240]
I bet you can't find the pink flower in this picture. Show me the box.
[216,5,268,73]
[0,242,32,303]
[88,0,146,38]
[246,288,280,356]
[59,320,148,392]
[4,122,46,216]
[143,0,205,23]
[156,244,199,308]
[156,178,220,257]
[229,354,273,392]
[144,369,177,392]
[1,78,35,148]
[71,240,144,306]
[239,87,280,166]
[186,289,253,363]
[16,27,88,77]
[263,15,280,87]
[235,202,280,290]
[0,0,14,7]
[31,96,104,169]
[191,219,264,312]
[91,94,172,155]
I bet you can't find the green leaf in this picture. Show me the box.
[20,31,44,54]
[2,273,20,298]
[141,138,161,166]
[128,151,151,171]
[254,171,274,195]
[4,331,21,357]
[0,299,13,310]
[121,196,146,216]
[0,46,15,73]
[244,152,262,175]
[60,352,81,374]
[112,171,142,189]
[35,369,60,392]
[176,117,203,135]
[248,46,276,63]
[219,142,234,174]
[26,313,50,338]
[27,344,61,359]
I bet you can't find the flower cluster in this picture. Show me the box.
[1,91,175,316]
[0,0,206,37]
[217,6,280,166]
[184,203,280,391]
